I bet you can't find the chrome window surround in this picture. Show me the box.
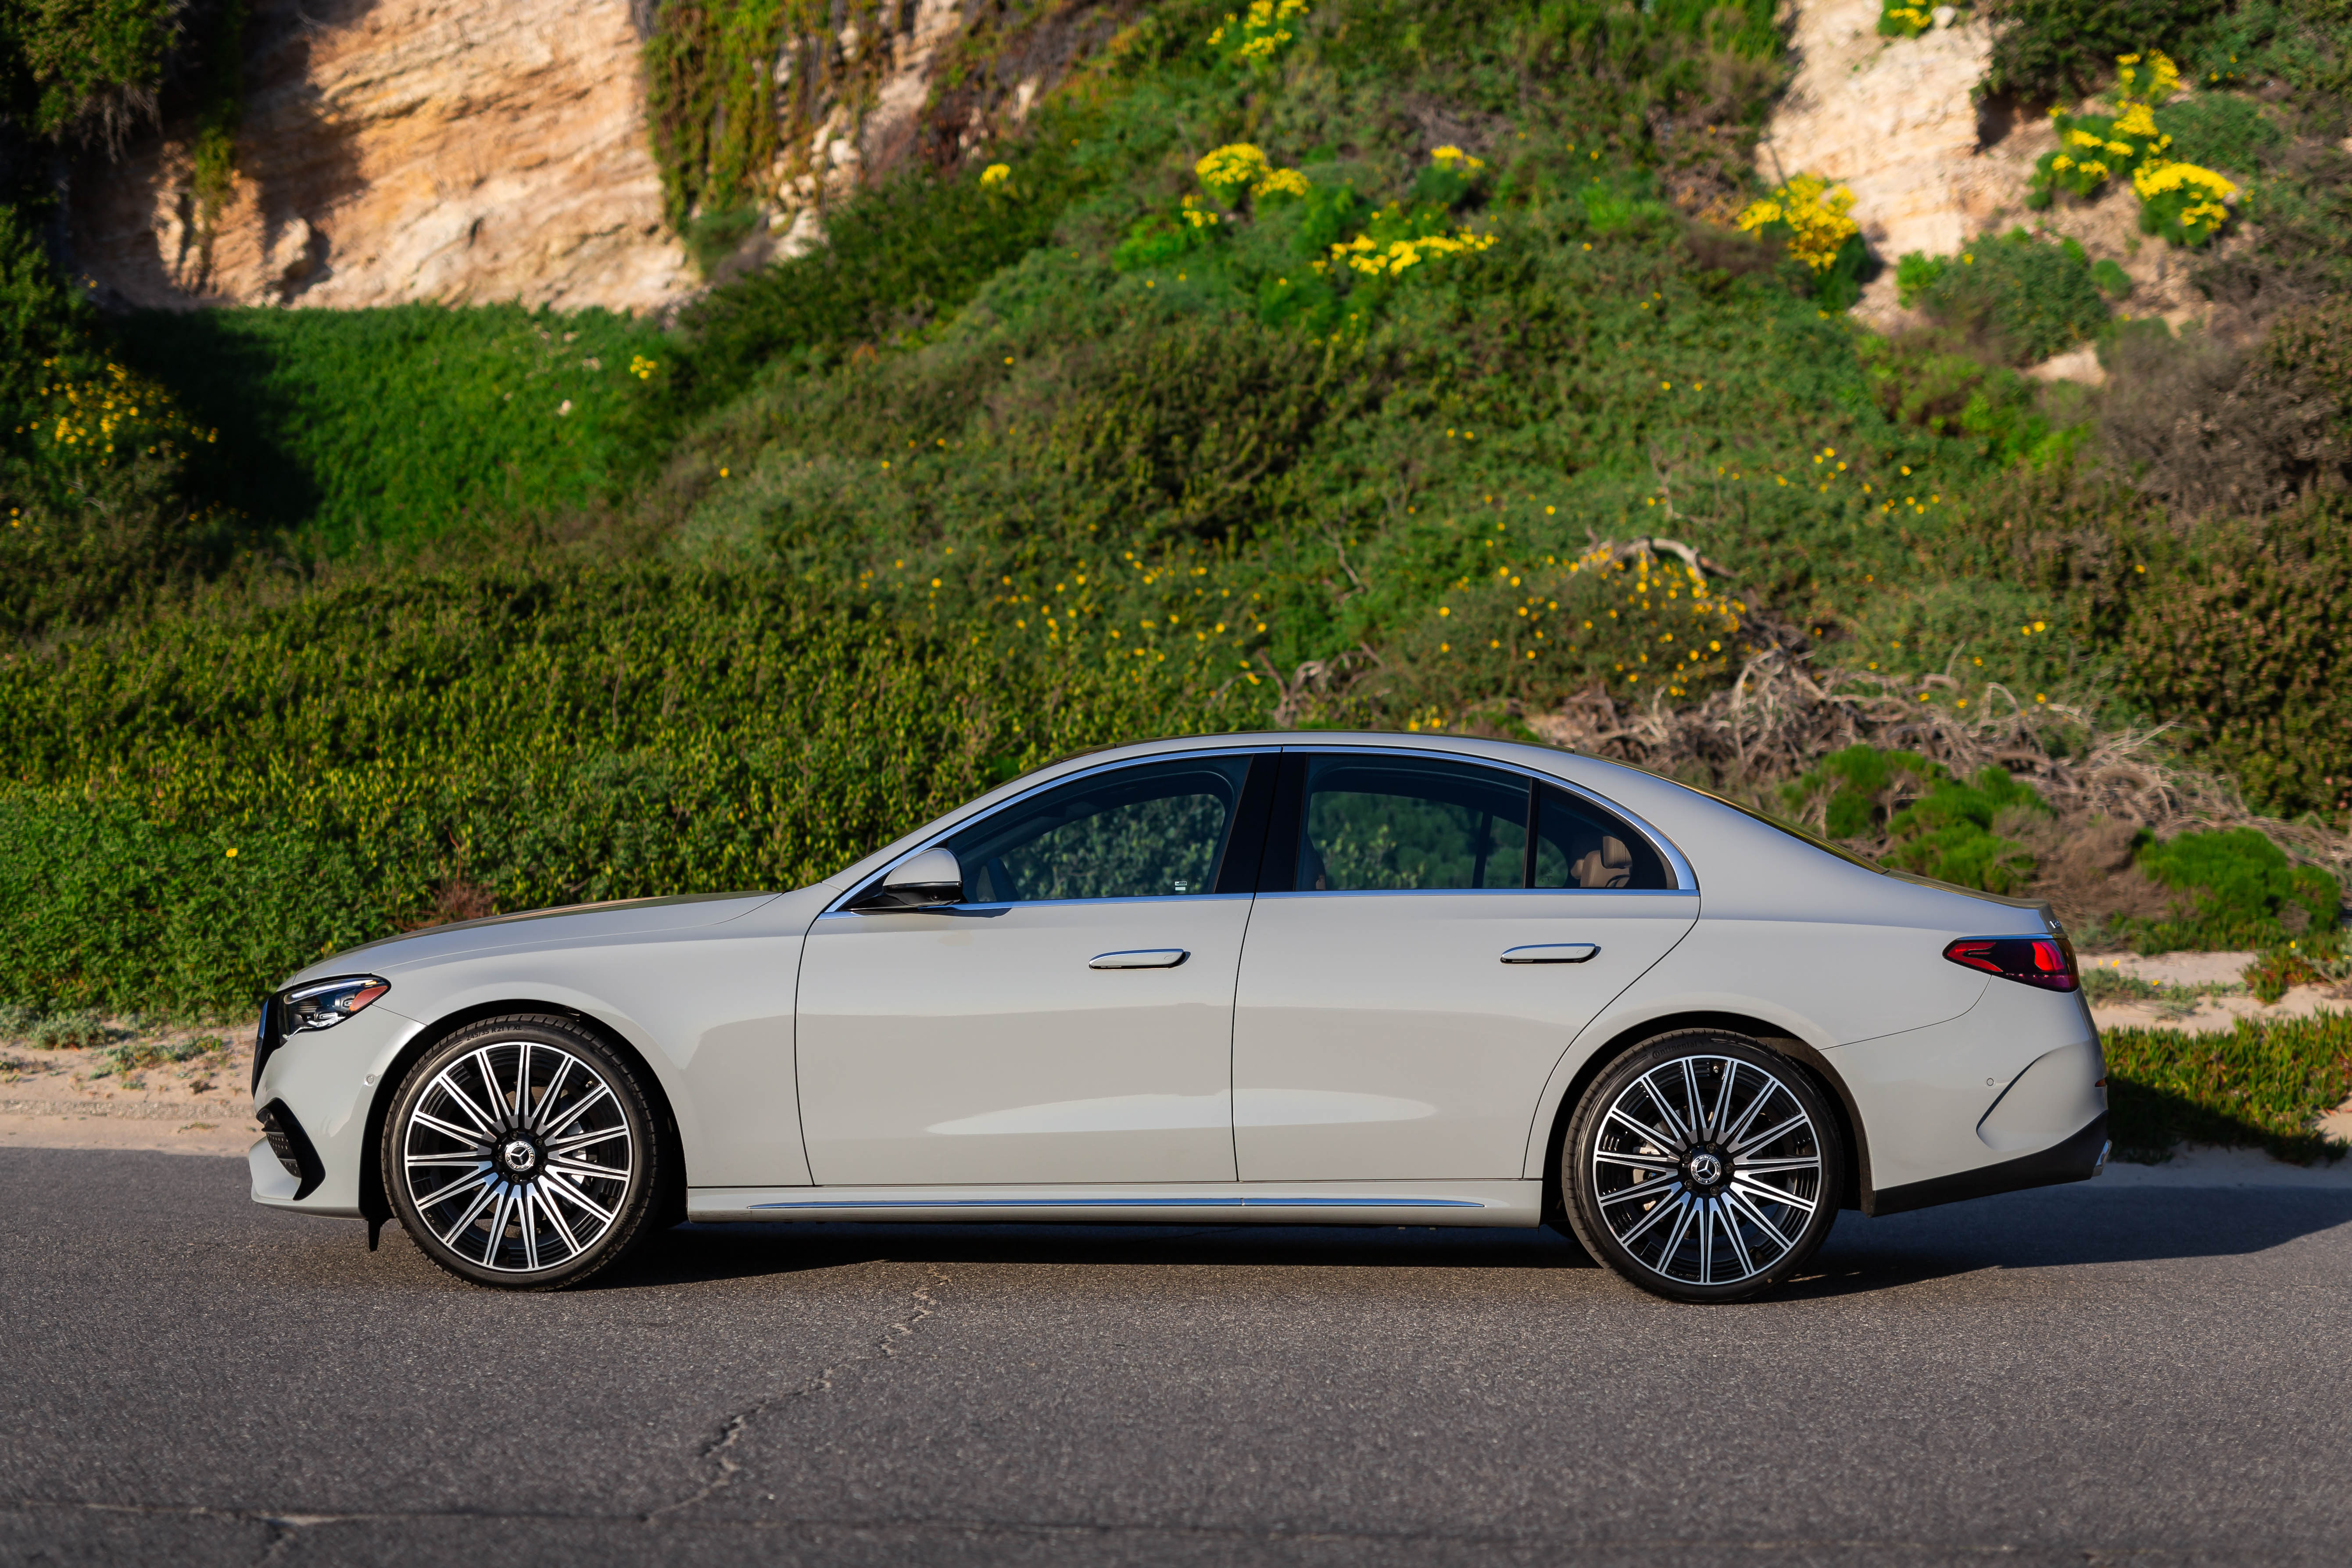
[820,742,1694,919]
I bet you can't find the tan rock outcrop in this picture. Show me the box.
[1759,0,2016,266]
[1760,0,2234,327]
[73,0,695,312]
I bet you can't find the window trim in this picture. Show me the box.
[823,741,1695,915]
[824,748,1281,916]
[1271,745,1696,895]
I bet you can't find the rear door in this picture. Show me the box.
[1231,751,1698,1181]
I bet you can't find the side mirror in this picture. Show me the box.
[870,847,964,910]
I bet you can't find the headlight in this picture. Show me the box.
[283,975,391,1032]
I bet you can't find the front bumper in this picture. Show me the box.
[249,1004,423,1217]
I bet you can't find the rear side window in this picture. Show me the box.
[1298,756,1532,891]
[1532,784,1672,890]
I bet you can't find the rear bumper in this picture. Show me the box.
[1868,1111,2110,1217]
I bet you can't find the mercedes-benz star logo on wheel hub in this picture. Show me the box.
[1686,1150,1723,1186]
[501,1138,537,1175]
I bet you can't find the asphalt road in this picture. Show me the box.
[4,1148,2349,1567]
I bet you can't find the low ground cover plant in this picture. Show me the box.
[2103,1012,2352,1162]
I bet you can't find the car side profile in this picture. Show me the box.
[250,732,2109,1303]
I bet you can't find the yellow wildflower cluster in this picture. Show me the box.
[979,163,1012,188]
[1330,227,1496,276]
[20,360,213,463]
[2133,157,2237,240]
[1208,0,1309,64]
[2115,50,2181,99]
[1734,175,1859,274]
[2031,52,2234,243]
[1877,1,1934,37]
[1429,145,1486,172]
[628,354,659,381]
[1193,143,1309,202]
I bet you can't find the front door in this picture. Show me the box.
[796,753,1269,1186]
[1232,753,1698,1181]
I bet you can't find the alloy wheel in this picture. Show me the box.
[398,1039,636,1274]
[1588,1052,1825,1290]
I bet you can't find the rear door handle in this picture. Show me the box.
[1502,943,1599,964]
[1090,949,1189,969]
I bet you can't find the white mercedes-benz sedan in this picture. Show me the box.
[248,732,2108,1302]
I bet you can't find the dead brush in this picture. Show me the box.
[1516,648,2352,891]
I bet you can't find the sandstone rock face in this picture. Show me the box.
[73,0,696,312]
[1760,0,2019,266]
[1761,0,2236,328]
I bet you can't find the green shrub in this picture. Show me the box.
[1780,745,2048,894]
[2153,89,2286,175]
[2122,497,2352,816]
[1980,0,2230,101]
[1905,231,2112,365]
[2119,827,2341,952]
[672,139,1096,415]
[0,0,179,135]
[2091,258,2134,298]
[0,560,1267,1016]
[2104,1012,2352,1163]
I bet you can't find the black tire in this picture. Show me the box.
[1561,1030,1844,1303]
[381,1013,669,1291]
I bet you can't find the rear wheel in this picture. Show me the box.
[382,1014,667,1291]
[1561,1031,1844,1303]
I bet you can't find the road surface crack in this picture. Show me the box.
[642,1263,949,1523]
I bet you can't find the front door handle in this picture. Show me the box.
[1090,949,1190,970]
[1501,943,1599,964]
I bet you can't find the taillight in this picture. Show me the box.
[1943,935,2078,992]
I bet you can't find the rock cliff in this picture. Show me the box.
[75,0,696,311]
[67,0,977,314]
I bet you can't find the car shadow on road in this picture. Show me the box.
[609,1182,2352,1295]
[612,1217,1606,1287]
[1782,1183,2352,1300]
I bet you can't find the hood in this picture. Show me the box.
[280,891,786,988]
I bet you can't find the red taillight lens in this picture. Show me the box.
[1943,936,2078,992]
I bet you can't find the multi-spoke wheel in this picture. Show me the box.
[382,1015,668,1290]
[1562,1032,1845,1303]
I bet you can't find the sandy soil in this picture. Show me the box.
[0,1022,259,1158]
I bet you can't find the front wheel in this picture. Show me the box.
[382,1014,668,1290]
[1561,1031,1844,1303]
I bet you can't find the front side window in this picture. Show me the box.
[945,756,1254,902]
[1298,757,1531,891]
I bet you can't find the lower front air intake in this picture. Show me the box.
[257,1099,325,1200]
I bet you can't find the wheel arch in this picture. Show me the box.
[1533,1011,1871,1219]
[358,999,688,1234]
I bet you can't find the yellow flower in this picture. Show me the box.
[1735,174,1857,273]
[1254,166,1311,199]
[980,163,1012,188]
[1196,143,1271,195]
